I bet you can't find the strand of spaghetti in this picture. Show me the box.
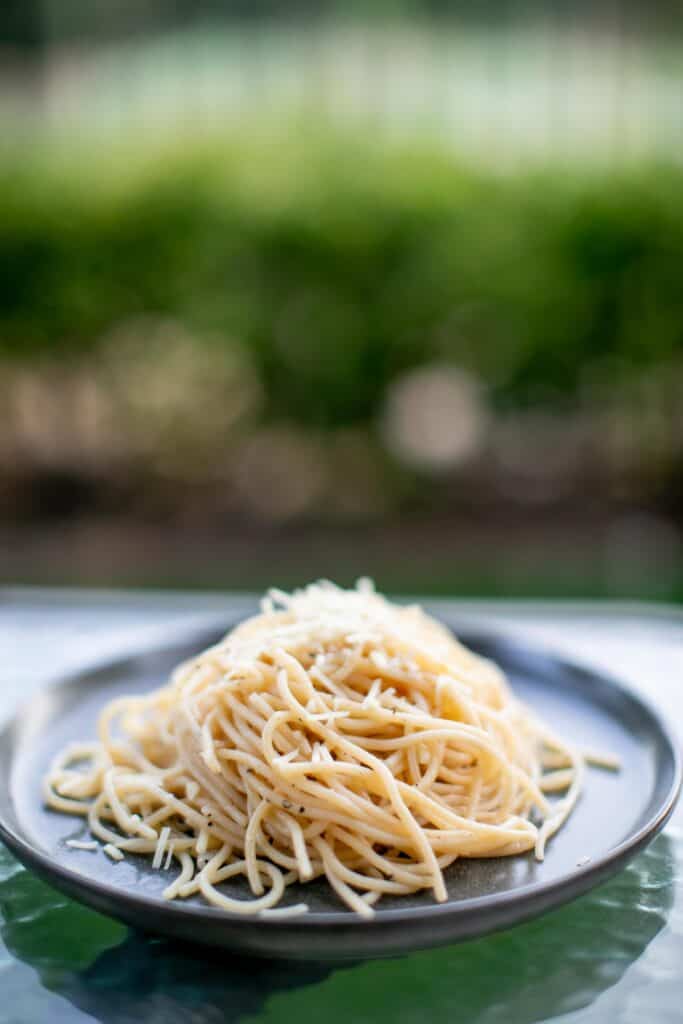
[535,748,584,860]
[275,652,447,902]
[327,825,461,887]
[259,904,309,919]
[245,799,271,895]
[223,749,412,846]
[315,836,420,896]
[286,815,314,880]
[198,860,285,913]
[314,838,374,919]
[331,717,551,814]
[163,851,195,900]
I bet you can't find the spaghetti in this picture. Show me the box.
[44,580,600,918]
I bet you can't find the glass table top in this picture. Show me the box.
[1,588,682,1024]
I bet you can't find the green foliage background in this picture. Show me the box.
[3,131,682,426]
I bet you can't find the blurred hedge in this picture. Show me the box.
[2,131,683,429]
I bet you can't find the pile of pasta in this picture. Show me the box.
[44,580,590,918]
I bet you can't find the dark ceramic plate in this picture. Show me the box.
[0,624,679,960]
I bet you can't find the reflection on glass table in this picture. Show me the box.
[0,826,680,1024]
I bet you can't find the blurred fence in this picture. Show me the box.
[2,16,683,163]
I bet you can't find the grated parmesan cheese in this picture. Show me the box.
[66,839,97,851]
[103,843,124,862]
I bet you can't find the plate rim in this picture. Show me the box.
[0,624,680,934]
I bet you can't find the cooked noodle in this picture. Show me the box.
[44,580,609,918]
